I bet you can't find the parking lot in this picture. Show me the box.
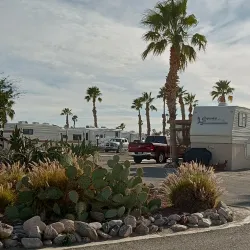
[99,152,250,208]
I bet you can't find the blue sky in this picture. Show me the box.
[0,0,250,132]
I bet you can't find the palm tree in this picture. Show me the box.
[177,86,187,120]
[131,98,143,140]
[141,92,157,136]
[85,86,102,128]
[210,80,234,103]
[116,123,126,130]
[72,115,78,128]
[60,108,72,129]
[0,98,15,128]
[184,93,198,120]
[157,85,167,136]
[141,0,207,161]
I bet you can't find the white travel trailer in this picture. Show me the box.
[3,121,61,144]
[190,104,250,170]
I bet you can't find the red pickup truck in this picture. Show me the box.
[128,135,186,164]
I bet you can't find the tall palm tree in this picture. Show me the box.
[131,98,143,140]
[141,92,157,136]
[184,93,198,120]
[72,115,78,128]
[210,80,234,103]
[116,123,126,130]
[157,85,167,136]
[141,0,207,161]
[85,86,102,128]
[177,86,187,120]
[0,98,15,128]
[60,108,72,129]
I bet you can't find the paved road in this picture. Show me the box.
[83,223,250,250]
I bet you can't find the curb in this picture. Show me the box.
[50,206,250,250]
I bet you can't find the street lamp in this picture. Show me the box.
[96,134,100,147]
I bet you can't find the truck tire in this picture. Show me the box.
[134,157,142,164]
[105,149,109,152]
[156,152,166,164]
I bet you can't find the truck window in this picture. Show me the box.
[145,136,167,144]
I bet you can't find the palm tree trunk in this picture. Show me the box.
[146,105,150,136]
[165,46,180,163]
[162,97,166,136]
[220,94,226,103]
[66,114,69,128]
[93,101,98,127]
[188,105,192,120]
[138,110,142,140]
[73,121,75,128]
[179,95,186,140]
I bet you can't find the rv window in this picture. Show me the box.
[73,134,82,141]
[100,135,103,138]
[238,112,247,127]
[86,133,89,140]
[23,129,33,135]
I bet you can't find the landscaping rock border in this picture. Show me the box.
[0,201,235,249]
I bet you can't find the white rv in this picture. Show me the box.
[190,104,250,170]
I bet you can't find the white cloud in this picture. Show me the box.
[0,0,250,133]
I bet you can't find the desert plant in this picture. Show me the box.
[161,162,224,213]
[0,184,16,212]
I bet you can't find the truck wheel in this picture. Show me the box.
[105,149,109,152]
[134,157,142,164]
[156,152,166,164]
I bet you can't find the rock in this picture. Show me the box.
[135,224,149,235]
[67,234,77,244]
[203,209,217,218]
[109,225,120,236]
[219,214,227,224]
[44,225,58,240]
[43,240,53,246]
[90,211,105,222]
[211,220,222,226]
[149,225,158,233]
[27,226,42,239]
[168,214,181,221]
[65,214,75,221]
[179,215,188,225]
[60,219,75,233]
[97,230,112,240]
[108,220,123,228]
[140,218,151,227]
[188,215,199,225]
[198,218,212,227]
[118,225,132,238]
[168,220,176,226]
[149,216,155,223]
[23,216,46,233]
[102,223,110,234]
[0,241,3,249]
[3,239,19,248]
[50,222,65,234]
[53,234,67,246]
[208,213,220,220]
[154,218,165,227]
[171,224,188,232]
[74,221,98,241]
[192,213,203,219]
[124,215,137,228]
[72,232,82,243]
[89,222,102,230]
[216,201,228,210]
[82,237,91,243]
[158,227,163,232]
[218,208,233,222]
[21,238,43,249]
[0,223,13,239]
[153,214,162,220]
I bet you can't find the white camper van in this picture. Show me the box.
[190,105,250,170]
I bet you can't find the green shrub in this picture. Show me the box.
[0,184,16,212]
[4,154,161,222]
[161,162,224,213]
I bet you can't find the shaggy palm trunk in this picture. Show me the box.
[92,102,98,128]
[146,105,151,136]
[162,97,166,136]
[73,121,76,128]
[188,105,193,120]
[219,94,226,103]
[165,46,180,163]
[179,96,186,141]
[138,110,142,140]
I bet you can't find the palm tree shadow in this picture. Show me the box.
[130,167,176,178]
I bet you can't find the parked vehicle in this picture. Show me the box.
[128,135,186,164]
[104,138,129,153]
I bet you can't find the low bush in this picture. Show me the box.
[0,184,16,213]
[161,161,224,213]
